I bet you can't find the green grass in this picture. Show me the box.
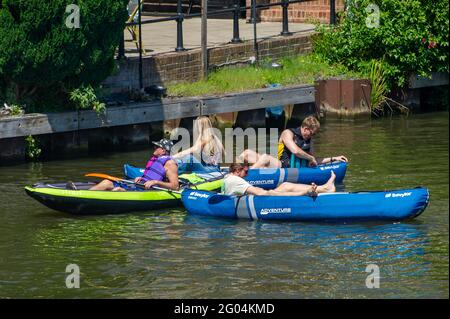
[167,54,362,97]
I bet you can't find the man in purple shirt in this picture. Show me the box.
[87,139,179,192]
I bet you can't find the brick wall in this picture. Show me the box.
[246,0,345,24]
[103,31,314,92]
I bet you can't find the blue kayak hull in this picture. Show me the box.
[181,188,429,222]
[244,162,347,188]
[124,162,347,189]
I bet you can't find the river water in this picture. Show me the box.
[0,112,448,298]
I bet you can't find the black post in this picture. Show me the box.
[138,1,143,90]
[252,0,258,65]
[117,32,125,59]
[280,0,292,36]
[231,0,242,43]
[176,0,186,51]
[249,0,259,24]
[330,0,336,25]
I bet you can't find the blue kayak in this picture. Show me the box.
[181,187,429,222]
[244,162,347,188]
[123,162,347,189]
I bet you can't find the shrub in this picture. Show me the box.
[69,85,106,115]
[25,135,42,160]
[313,0,449,89]
[0,0,129,111]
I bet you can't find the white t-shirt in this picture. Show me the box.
[222,174,252,196]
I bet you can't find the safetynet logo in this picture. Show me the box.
[385,192,412,198]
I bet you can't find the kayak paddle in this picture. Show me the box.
[85,173,182,194]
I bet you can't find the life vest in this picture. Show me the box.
[141,155,174,182]
[278,127,311,168]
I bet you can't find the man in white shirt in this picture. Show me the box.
[222,163,336,197]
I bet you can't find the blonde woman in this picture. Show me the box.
[174,116,224,172]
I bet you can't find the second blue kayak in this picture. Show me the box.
[123,161,347,189]
[181,187,429,222]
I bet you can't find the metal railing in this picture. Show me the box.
[120,0,337,88]
[120,0,336,55]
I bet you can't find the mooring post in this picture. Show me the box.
[176,0,186,51]
[231,0,242,43]
[330,0,336,25]
[280,0,292,36]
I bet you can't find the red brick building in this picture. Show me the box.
[246,0,345,24]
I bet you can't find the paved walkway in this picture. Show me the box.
[124,17,315,56]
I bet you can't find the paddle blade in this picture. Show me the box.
[85,173,122,182]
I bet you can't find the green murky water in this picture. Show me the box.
[0,112,448,298]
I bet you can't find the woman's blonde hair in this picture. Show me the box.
[193,116,224,164]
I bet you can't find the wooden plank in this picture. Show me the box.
[201,85,315,115]
[76,100,201,130]
[0,84,314,139]
[0,100,201,139]
[0,112,79,139]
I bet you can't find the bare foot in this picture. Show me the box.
[112,187,126,192]
[329,170,336,183]
[319,171,336,193]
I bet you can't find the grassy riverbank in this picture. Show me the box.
[167,54,361,97]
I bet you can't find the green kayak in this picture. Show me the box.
[25,173,223,215]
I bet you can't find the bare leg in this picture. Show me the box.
[274,171,336,194]
[238,149,260,164]
[275,182,312,192]
[89,179,115,191]
[267,184,317,196]
[251,153,282,168]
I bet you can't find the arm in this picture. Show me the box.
[172,140,202,159]
[316,155,349,164]
[280,130,317,165]
[144,160,180,190]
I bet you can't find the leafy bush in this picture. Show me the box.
[0,0,129,111]
[313,0,449,89]
[9,104,24,116]
[25,135,42,160]
[69,85,106,115]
